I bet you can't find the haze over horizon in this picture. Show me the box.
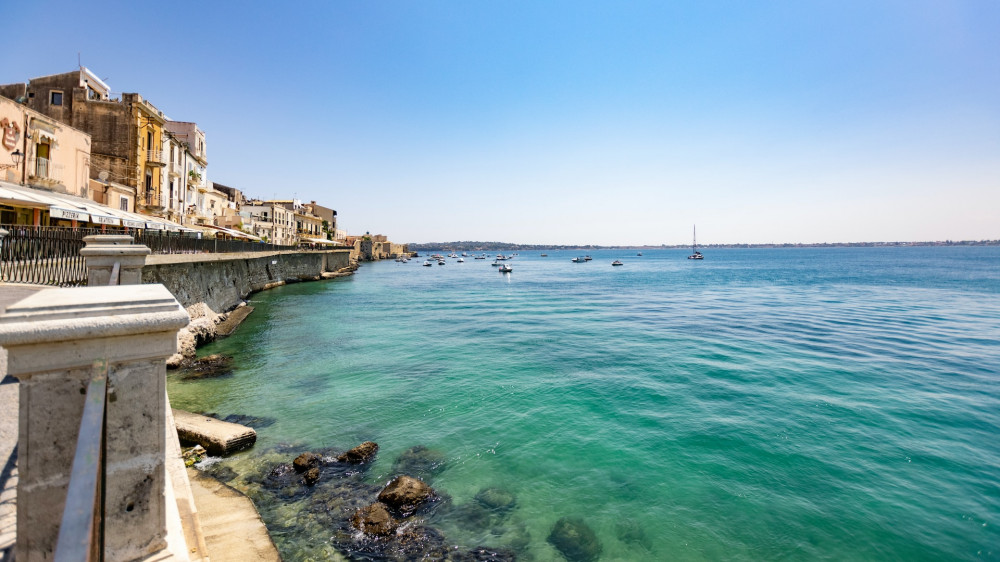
[3,1,997,246]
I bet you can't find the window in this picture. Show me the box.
[120,197,129,211]
[50,91,63,106]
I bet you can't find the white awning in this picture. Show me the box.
[302,237,337,245]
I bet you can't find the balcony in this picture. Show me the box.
[145,149,165,166]
[167,161,183,177]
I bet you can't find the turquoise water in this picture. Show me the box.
[168,247,1000,560]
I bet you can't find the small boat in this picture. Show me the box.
[540,253,548,257]
[612,260,623,266]
[437,260,446,265]
[457,258,464,263]
[423,261,432,267]
[584,256,592,261]
[687,225,704,260]
[498,264,512,273]
[491,261,502,267]
[637,252,643,256]
[475,255,486,259]
[572,257,585,263]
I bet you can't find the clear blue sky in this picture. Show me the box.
[3,1,998,245]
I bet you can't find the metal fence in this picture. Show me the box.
[0,224,300,287]
[0,225,94,286]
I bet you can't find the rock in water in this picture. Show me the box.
[548,517,603,562]
[304,467,320,486]
[337,441,379,464]
[392,445,447,479]
[351,502,398,536]
[293,452,321,473]
[377,475,435,517]
[475,487,516,512]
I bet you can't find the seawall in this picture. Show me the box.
[143,249,352,311]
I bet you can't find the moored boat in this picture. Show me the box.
[688,225,704,260]
[612,260,623,266]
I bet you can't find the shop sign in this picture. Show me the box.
[1,118,20,151]
[49,207,88,221]
[89,215,119,225]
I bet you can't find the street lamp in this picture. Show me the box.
[1,149,23,170]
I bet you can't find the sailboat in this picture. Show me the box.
[687,225,704,260]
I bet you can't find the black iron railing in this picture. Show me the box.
[0,225,95,286]
[0,224,300,286]
[134,229,294,255]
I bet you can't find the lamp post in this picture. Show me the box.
[1,149,23,171]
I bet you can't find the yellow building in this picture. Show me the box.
[130,95,167,215]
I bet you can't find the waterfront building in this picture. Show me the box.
[0,95,96,227]
[307,200,337,239]
[0,95,92,195]
[163,121,209,225]
[0,68,172,216]
[242,200,296,245]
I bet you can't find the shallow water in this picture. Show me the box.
[168,247,1000,560]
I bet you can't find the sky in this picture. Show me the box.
[2,1,998,245]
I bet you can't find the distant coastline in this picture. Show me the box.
[407,239,999,252]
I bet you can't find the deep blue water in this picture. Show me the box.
[169,246,1000,560]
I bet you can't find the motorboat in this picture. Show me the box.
[438,260,446,265]
[498,264,512,273]
[423,261,432,267]
[540,253,548,257]
[475,255,486,259]
[637,252,643,256]
[572,257,585,263]
[491,261,502,267]
[612,260,623,266]
[584,256,592,261]
[457,258,465,263]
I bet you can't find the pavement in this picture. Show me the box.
[1,283,45,561]
[186,469,280,561]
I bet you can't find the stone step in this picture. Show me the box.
[173,410,256,456]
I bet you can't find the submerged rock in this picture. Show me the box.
[337,441,379,464]
[351,502,398,536]
[475,487,517,512]
[177,354,234,380]
[548,517,602,562]
[220,413,276,429]
[392,445,447,480]
[377,475,436,517]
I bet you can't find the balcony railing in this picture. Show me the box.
[167,161,183,177]
[146,150,164,165]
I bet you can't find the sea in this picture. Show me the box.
[167,246,1000,561]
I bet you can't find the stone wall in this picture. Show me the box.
[142,250,351,311]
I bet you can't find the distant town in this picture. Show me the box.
[409,240,1000,252]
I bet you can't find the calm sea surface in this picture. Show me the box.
[168,247,1000,560]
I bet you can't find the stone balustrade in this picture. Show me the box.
[0,284,189,561]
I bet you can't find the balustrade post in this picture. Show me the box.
[80,235,150,286]
[0,285,190,561]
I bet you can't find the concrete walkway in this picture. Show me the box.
[186,469,280,561]
[1,283,45,562]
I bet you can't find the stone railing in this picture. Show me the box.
[0,237,194,561]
